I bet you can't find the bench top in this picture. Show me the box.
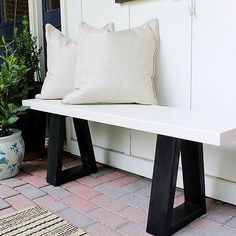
[23,99,236,146]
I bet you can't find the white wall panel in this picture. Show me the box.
[130,0,191,161]
[192,0,236,183]
[89,123,130,155]
[131,131,156,160]
[192,0,236,112]
[204,144,236,182]
[70,122,130,154]
[61,0,82,40]
[130,0,192,108]
[81,0,129,30]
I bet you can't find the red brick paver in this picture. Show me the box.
[65,184,101,200]
[87,208,128,230]
[117,222,149,236]
[98,171,126,183]
[0,185,19,199]
[5,194,35,210]
[22,175,49,188]
[110,176,139,187]
[174,194,185,208]
[90,194,128,212]
[77,176,106,187]
[119,207,147,225]
[34,195,68,212]
[62,195,97,214]
[86,223,122,236]
[0,207,16,216]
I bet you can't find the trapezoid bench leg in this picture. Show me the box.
[46,114,97,186]
[146,135,206,236]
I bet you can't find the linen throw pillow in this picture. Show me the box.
[63,19,160,105]
[36,22,114,99]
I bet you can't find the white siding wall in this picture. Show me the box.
[191,0,236,201]
[60,0,236,204]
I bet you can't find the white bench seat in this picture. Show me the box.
[23,99,236,146]
[22,98,236,236]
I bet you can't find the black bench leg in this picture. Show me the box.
[146,135,181,236]
[146,135,206,236]
[47,114,65,186]
[73,118,97,173]
[46,114,97,186]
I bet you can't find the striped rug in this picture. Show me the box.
[0,205,88,236]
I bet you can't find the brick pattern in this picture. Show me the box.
[0,198,11,210]
[15,184,46,200]
[87,208,128,230]
[33,195,68,213]
[5,194,35,210]
[0,207,15,216]
[90,194,128,212]
[118,207,147,225]
[0,178,26,188]
[0,156,236,236]
[5,0,28,22]
[22,175,49,188]
[86,223,122,236]
[41,185,72,199]
[62,195,97,214]
[65,183,101,200]
[58,208,95,229]
[0,185,18,199]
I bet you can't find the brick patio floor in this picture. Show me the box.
[1,155,236,236]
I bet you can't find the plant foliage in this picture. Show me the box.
[0,38,30,137]
[14,16,42,83]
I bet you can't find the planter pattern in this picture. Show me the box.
[0,130,25,180]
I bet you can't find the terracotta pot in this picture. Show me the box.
[0,129,25,179]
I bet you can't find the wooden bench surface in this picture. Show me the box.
[23,99,236,146]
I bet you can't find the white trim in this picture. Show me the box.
[60,0,67,34]
[28,0,45,78]
[177,167,236,205]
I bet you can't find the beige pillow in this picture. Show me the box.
[36,22,114,99]
[63,19,159,105]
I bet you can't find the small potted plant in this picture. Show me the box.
[14,16,46,161]
[0,38,29,179]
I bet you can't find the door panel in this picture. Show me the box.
[42,0,61,29]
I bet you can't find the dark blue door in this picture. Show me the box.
[0,0,28,42]
[42,0,61,70]
[42,0,61,30]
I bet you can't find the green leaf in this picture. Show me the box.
[7,116,19,124]
[13,106,29,113]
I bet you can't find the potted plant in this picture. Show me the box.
[0,38,29,179]
[14,17,46,161]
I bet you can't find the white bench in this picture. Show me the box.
[22,99,236,236]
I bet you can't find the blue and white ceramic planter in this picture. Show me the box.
[0,129,25,180]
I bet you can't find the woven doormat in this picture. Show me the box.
[0,205,88,236]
